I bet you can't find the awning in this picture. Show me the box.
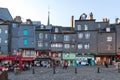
[22,57,34,61]
[117,53,120,56]
[4,56,16,60]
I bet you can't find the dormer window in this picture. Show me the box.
[77,25,81,30]
[84,24,88,30]
[106,28,110,32]
[55,28,59,32]
[41,25,44,29]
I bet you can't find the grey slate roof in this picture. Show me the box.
[0,7,13,21]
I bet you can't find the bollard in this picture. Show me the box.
[53,67,56,74]
[97,67,100,73]
[75,67,77,74]
[32,68,35,74]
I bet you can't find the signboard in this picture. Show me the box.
[62,53,76,60]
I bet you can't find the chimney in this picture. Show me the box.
[26,19,32,24]
[89,12,93,20]
[115,18,119,24]
[103,18,109,22]
[14,16,22,23]
[71,15,74,28]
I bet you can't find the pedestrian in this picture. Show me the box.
[63,60,68,69]
[104,60,108,68]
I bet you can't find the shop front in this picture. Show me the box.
[95,53,115,65]
[76,54,95,66]
[62,53,76,66]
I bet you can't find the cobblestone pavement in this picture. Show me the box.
[8,65,120,80]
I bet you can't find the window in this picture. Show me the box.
[106,28,110,32]
[78,33,83,39]
[39,33,43,39]
[38,41,43,47]
[55,28,59,32]
[85,33,90,39]
[12,23,17,28]
[77,25,81,30]
[23,29,28,36]
[84,43,90,49]
[107,44,112,50]
[5,40,7,43]
[51,43,62,48]
[64,35,69,41]
[0,38,1,43]
[23,39,28,46]
[84,24,88,30]
[41,25,44,29]
[0,29,1,33]
[107,36,112,42]
[54,34,57,40]
[31,51,35,56]
[26,50,30,56]
[71,45,75,48]
[45,42,48,47]
[5,30,8,34]
[78,44,83,49]
[64,44,70,49]
[45,34,48,39]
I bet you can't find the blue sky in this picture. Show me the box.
[0,0,120,26]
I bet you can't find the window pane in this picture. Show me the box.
[78,44,83,49]
[39,33,43,39]
[64,44,70,49]
[5,30,8,34]
[23,29,28,36]
[26,50,30,56]
[0,38,1,43]
[85,33,90,39]
[55,28,59,32]
[45,34,48,39]
[38,41,43,47]
[23,39,28,45]
[78,33,83,39]
[84,24,88,30]
[77,25,81,30]
[54,34,56,40]
[31,51,35,56]
[64,35,69,41]
[0,29,1,33]
[107,36,112,42]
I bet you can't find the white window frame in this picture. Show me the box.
[64,35,69,41]
[5,30,8,34]
[38,41,43,47]
[78,33,83,39]
[64,44,70,49]
[84,24,88,30]
[55,28,59,32]
[77,25,81,30]
[0,29,1,33]
[85,33,90,39]
[78,44,83,49]
[107,36,112,42]
[39,33,43,39]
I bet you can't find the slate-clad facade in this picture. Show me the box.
[1,8,120,66]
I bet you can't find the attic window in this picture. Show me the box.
[106,28,110,32]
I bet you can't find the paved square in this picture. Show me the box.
[8,65,120,80]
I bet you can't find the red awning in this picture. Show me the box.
[0,56,6,59]
[4,56,16,60]
[22,57,34,61]
[117,53,120,56]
